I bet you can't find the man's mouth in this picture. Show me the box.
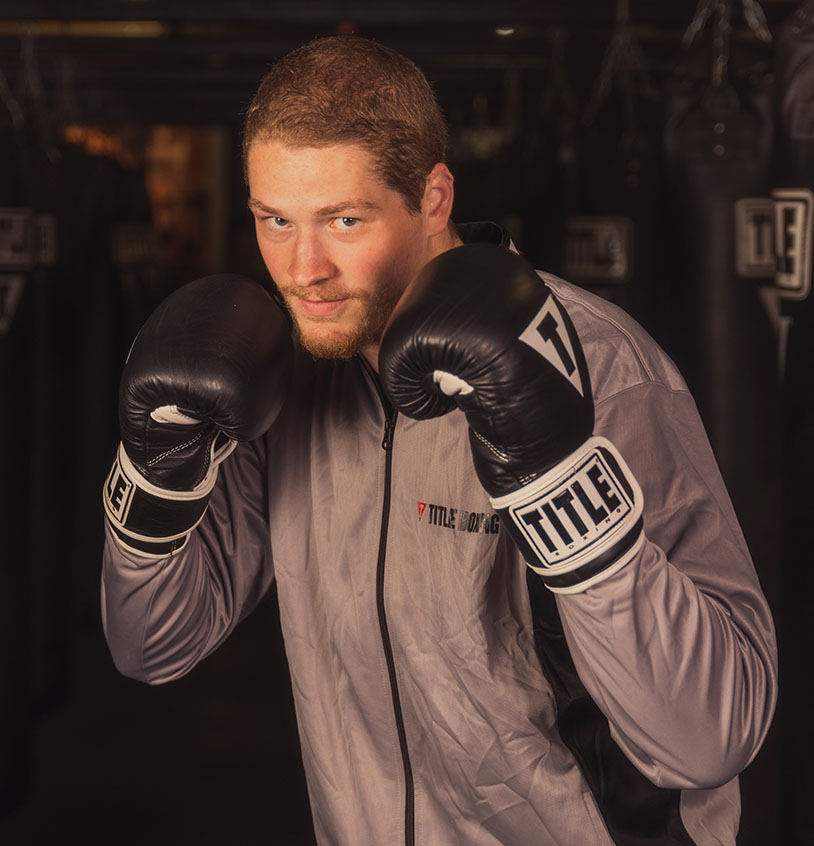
[295,297,349,318]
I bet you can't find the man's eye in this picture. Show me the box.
[267,217,289,229]
[336,217,360,229]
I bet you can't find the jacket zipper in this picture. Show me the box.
[364,358,415,846]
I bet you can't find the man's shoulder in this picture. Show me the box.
[537,270,689,403]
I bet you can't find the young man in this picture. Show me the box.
[101,37,777,845]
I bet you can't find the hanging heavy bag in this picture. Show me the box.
[516,27,581,272]
[663,66,780,591]
[0,106,33,819]
[21,134,70,718]
[12,38,73,718]
[773,3,814,842]
[569,9,664,329]
[664,17,782,840]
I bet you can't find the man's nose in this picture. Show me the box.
[288,232,334,288]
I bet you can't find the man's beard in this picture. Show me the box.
[278,279,405,359]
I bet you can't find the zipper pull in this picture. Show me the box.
[382,414,396,451]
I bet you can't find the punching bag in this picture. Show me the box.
[0,109,33,818]
[10,29,75,719]
[567,8,665,331]
[664,14,782,841]
[773,3,814,841]
[516,27,581,271]
[663,69,781,577]
[19,132,68,718]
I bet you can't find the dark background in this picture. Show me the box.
[0,1,809,843]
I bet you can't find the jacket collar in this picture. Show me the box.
[455,221,510,248]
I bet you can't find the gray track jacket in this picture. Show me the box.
[102,224,777,846]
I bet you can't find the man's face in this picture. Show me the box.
[247,141,430,360]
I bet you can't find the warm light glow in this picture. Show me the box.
[0,20,169,38]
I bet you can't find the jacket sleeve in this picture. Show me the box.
[554,380,778,790]
[101,436,274,685]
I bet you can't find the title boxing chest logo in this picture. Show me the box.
[417,501,500,535]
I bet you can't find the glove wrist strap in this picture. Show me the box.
[102,441,228,557]
[491,436,644,593]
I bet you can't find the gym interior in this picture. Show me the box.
[0,2,809,843]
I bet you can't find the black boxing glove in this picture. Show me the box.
[103,274,292,557]
[379,244,643,593]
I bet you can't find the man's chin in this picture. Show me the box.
[295,323,370,360]
[287,293,398,360]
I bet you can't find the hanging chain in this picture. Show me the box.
[712,1,733,87]
[584,0,656,125]
[684,0,772,46]
[740,0,772,42]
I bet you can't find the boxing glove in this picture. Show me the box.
[103,274,292,556]
[379,244,644,593]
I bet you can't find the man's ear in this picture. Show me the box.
[423,163,455,237]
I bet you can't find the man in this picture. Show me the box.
[101,36,777,845]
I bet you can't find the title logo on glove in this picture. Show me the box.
[499,437,643,574]
[104,456,135,525]
[518,297,585,397]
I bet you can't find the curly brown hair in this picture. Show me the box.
[242,36,448,214]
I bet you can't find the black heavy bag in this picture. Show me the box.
[568,109,664,325]
[19,132,70,718]
[568,13,665,331]
[773,3,814,842]
[8,33,75,719]
[514,28,582,271]
[61,140,157,621]
[663,73,781,585]
[0,114,33,818]
[664,61,783,846]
